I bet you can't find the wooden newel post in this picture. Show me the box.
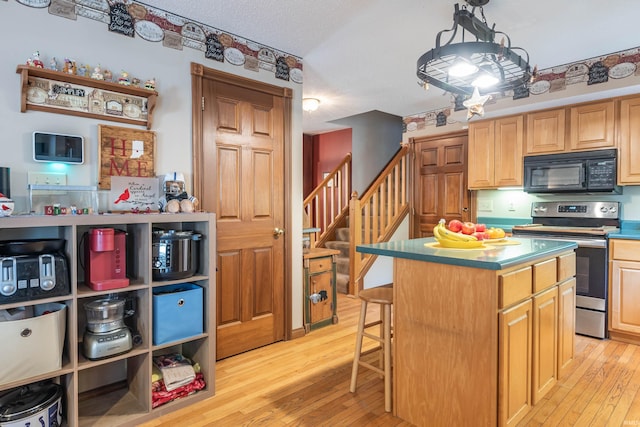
[349,191,361,295]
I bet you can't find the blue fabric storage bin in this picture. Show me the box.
[153,283,203,345]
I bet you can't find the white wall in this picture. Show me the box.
[363,216,409,289]
[0,3,305,329]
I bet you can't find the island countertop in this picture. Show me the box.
[357,237,577,270]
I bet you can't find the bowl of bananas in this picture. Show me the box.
[432,219,485,249]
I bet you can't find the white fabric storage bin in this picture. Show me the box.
[0,303,66,386]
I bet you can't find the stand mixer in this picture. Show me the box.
[83,298,133,360]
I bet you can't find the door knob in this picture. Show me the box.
[273,227,285,238]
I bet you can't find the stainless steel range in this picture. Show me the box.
[512,201,620,339]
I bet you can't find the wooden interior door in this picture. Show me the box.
[410,132,469,237]
[192,64,290,360]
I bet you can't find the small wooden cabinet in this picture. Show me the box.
[303,248,340,332]
[609,239,640,343]
[468,115,523,189]
[525,108,566,154]
[569,100,615,151]
[618,95,640,184]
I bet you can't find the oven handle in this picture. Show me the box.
[514,235,607,248]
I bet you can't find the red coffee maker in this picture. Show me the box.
[85,228,129,291]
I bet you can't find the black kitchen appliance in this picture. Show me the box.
[152,229,202,281]
[523,149,620,194]
[0,239,70,304]
[512,201,620,339]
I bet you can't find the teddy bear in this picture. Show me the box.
[158,172,199,213]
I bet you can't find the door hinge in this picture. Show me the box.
[201,96,205,111]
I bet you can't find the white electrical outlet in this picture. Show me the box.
[28,172,67,186]
[478,199,493,212]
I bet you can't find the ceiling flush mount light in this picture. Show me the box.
[417,0,532,97]
[302,98,320,112]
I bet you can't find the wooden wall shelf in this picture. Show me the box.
[16,65,158,129]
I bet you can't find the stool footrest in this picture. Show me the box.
[362,331,384,343]
[358,360,384,376]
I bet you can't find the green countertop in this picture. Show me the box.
[357,237,577,271]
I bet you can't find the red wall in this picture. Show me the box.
[303,128,352,197]
[312,128,352,192]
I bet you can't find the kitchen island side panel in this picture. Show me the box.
[393,257,499,426]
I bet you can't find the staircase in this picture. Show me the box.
[325,224,350,294]
[304,144,410,295]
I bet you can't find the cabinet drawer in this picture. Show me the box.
[533,258,557,293]
[500,266,532,309]
[610,239,640,262]
[557,252,576,282]
[308,256,334,273]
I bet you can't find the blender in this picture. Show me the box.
[82,298,133,360]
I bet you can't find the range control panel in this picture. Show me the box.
[531,201,620,219]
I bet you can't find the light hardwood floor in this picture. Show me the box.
[140,294,640,427]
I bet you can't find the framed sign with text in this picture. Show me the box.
[98,124,156,190]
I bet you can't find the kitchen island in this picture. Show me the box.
[357,237,578,427]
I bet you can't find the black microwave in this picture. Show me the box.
[523,149,621,194]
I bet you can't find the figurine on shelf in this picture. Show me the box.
[91,64,104,80]
[131,77,141,87]
[158,172,199,213]
[63,58,76,75]
[103,69,113,82]
[31,51,44,68]
[48,57,59,71]
[118,70,131,86]
[144,78,156,91]
[77,64,89,77]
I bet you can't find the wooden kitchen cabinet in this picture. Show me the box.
[389,245,575,427]
[468,115,523,189]
[499,299,532,426]
[303,248,339,332]
[609,239,640,344]
[532,286,558,404]
[618,95,640,184]
[0,213,215,426]
[525,108,566,154]
[497,254,574,426]
[557,278,576,377]
[569,100,615,151]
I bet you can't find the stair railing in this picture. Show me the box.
[303,153,352,247]
[349,143,410,294]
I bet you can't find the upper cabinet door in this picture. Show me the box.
[618,96,640,184]
[569,100,615,151]
[526,109,566,155]
[468,120,495,189]
[468,115,523,189]
[494,115,524,187]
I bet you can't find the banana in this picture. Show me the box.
[437,237,484,249]
[432,219,483,249]
[439,225,477,242]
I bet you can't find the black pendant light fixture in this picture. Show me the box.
[417,0,533,97]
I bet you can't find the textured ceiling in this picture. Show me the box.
[141,0,640,134]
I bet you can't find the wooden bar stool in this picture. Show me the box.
[349,284,393,412]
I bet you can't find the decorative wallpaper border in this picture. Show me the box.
[8,0,303,84]
[404,46,640,133]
